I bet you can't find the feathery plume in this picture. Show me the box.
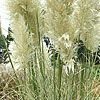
[45,0,76,74]
[6,0,45,46]
[72,0,100,52]
[9,15,31,69]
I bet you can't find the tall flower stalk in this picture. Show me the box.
[6,0,45,69]
[45,0,76,74]
[6,0,47,99]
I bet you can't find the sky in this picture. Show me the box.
[41,0,46,4]
[0,0,9,36]
[0,0,46,36]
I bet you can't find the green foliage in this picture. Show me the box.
[0,32,13,64]
[0,34,5,49]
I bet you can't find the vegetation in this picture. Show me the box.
[0,28,13,64]
[0,0,100,100]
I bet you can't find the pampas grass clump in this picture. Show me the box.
[0,0,100,100]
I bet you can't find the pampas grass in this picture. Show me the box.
[0,0,100,100]
[72,0,100,52]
